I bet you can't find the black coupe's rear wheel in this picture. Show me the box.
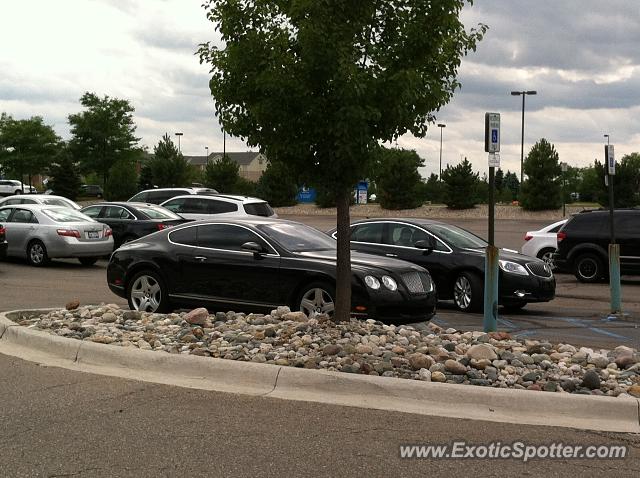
[126,270,171,313]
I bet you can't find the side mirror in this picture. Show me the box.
[414,238,436,255]
[241,241,265,255]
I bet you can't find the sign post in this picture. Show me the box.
[605,145,622,313]
[561,162,568,217]
[483,113,500,332]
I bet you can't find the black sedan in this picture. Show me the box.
[81,202,188,248]
[107,218,437,323]
[329,219,555,312]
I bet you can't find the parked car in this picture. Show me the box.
[107,218,437,322]
[0,205,113,266]
[160,194,277,220]
[329,218,556,312]
[553,208,640,282]
[80,202,189,248]
[80,184,104,198]
[0,222,7,259]
[521,219,567,269]
[128,187,219,205]
[0,180,37,196]
[0,194,81,210]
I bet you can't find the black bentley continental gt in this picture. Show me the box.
[329,219,556,312]
[107,218,437,323]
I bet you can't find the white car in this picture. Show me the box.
[160,194,277,220]
[0,204,113,266]
[0,194,81,210]
[521,219,567,269]
[0,179,37,196]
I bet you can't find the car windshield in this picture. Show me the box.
[136,204,182,220]
[258,223,336,252]
[42,208,93,223]
[428,223,488,249]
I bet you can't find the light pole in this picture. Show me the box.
[511,90,537,184]
[175,132,183,153]
[437,123,446,180]
[205,146,209,159]
[604,133,610,146]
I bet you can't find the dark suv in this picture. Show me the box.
[553,209,640,282]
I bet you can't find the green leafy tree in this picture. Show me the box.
[204,155,240,192]
[138,160,154,191]
[150,134,194,187]
[198,0,485,321]
[232,176,258,197]
[104,159,139,201]
[376,147,424,209]
[441,158,479,209]
[520,138,562,210]
[256,162,298,207]
[577,164,601,203]
[0,115,60,189]
[475,172,489,204]
[68,92,140,187]
[47,146,82,199]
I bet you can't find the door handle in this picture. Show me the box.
[194,256,207,262]
[385,253,398,257]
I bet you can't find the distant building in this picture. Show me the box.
[185,152,267,182]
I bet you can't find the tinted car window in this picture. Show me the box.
[197,224,268,251]
[427,224,487,249]
[2,198,23,205]
[169,226,198,246]
[82,206,103,218]
[549,224,563,233]
[243,202,274,217]
[184,198,209,214]
[10,209,37,223]
[0,209,12,221]
[565,215,606,234]
[104,206,127,219]
[208,200,238,214]
[136,204,182,220]
[162,198,185,213]
[259,223,335,252]
[351,223,384,243]
[147,190,181,204]
[129,191,148,202]
[386,223,448,251]
[614,213,640,235]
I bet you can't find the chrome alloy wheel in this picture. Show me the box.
[300,287,335,317]
[453,275,472,310]
[130,274,162,312]
[29,243,45,265]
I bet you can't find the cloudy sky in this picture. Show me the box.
[1,0,639,179]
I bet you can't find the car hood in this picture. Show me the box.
[295,249,427,274]
[461,247,541,265]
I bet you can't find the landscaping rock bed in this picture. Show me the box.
[13,304,640,398]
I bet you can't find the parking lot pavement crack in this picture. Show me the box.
[261,366,282,397]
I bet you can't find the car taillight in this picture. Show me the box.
[0,226,5,236]
[157,223,171,231]
[524,234,532,241]
[557,231,566,242]
[105,228,112,237]
[57,229,81,238]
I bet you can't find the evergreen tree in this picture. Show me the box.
[495,168,504,192]
[376,147,424,210]
[520,138,562,210]
[150,134,194,187]
[441,158,479,209]
[593,153,640,207]
[421,173,446,204]
[256,162,298,207]
[48,146,82,200]
[204,155,240,192]
[503,170,520,200]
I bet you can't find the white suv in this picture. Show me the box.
[160,194,277,220]
[0,180,37,196]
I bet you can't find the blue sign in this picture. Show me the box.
[297,187,317,203]
[491,129,498,143]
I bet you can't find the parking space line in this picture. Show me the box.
[563,318,631,342]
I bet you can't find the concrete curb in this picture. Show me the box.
[1,309,639,434]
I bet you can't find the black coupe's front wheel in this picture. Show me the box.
[126,270,171,313]
[452,271,483,312]
[297,282,335,318]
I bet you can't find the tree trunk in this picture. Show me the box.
[334,188,352,322]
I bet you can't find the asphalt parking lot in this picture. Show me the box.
[1,216,638,350]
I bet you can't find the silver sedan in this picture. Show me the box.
[0,204,114,266]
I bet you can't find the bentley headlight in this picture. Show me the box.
[364,275,381,289]
[381,275,398,291]
[499,260,529,276]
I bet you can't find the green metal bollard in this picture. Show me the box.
[483,245,499,332]
[609,243,622,314]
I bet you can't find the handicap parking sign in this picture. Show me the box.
[492,129,498,143]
